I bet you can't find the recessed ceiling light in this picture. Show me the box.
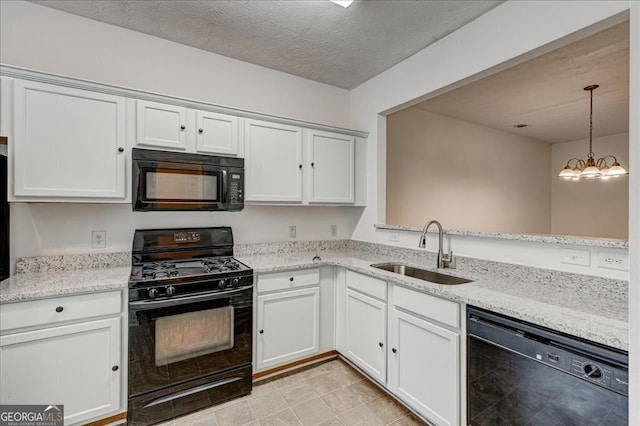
[330,0,354,8]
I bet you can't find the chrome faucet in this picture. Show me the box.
[418,220,455,269]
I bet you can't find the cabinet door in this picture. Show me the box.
[13,80,126,198]
[0,317,121,426]
[345,289,386,383]
[195,111,239,156]
[388,308,459,426]
[257,287,319,370]
[307,130,354,203]
[136,100,187,149]
[244,119,303,202]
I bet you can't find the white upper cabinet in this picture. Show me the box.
[244,119,303,202]
[12,79,127,200]
[195,110,239,156]
[136,100,239,156]
[136,100,187,150]
[306,129,355,204]
[244,121,360,205]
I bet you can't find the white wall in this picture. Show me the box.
[349,2,638,421]
[551,133,629,238]
[387,108,551,234]
[0,0,363,262]
[349,0,631,278]
[9,203,362,259]
[0,1,351,129]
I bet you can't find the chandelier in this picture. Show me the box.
[557,85,628,180]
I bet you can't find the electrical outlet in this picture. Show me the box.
[560,249,590,266]
[289,225,296,239]
[389,233,400,242]
[92,230,106,249]
[330,224,337,237]
[597,252,629,271]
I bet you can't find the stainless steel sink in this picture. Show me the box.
[370,263,473,285]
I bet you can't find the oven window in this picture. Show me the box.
[146,169,218,201]
[155,306,234,366]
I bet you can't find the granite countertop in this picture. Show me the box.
[374,224,629,249]
[0,267,130,303]
[1,241,628,351]
[237,245,628,351]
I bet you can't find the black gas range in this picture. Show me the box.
[127,227,253,425]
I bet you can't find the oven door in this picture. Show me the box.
[128,287,252,398]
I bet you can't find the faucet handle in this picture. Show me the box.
[442,250,456,269]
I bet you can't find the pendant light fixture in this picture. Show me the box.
[557,84,628,180]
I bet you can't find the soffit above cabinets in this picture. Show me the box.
[412,22,630,144]
[28,0,503,90]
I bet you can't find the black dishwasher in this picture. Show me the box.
[467,306,628,425]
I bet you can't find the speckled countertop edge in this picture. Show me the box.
[0,266,130,303]
[2,241,628,350]
[375,224,629,249]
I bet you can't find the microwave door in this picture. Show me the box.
[136,164,224,211]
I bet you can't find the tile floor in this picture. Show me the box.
[156,358,427,425]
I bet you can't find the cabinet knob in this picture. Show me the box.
[311,162,315,167]
[112,365,119,372]
[392,348,397,354]
[289,277,294,282]
[55,306,64,313]
[198,128,204,133]
[117,147,124,153]
[180,125,186,130]
[298,164,302,170]
[379,342,383,348]
[259,330,264,334]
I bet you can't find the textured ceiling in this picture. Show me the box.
[29,0,503,89]
[413,22,630,143]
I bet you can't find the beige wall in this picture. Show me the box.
[386,108,552,234]
[551,133,629,238]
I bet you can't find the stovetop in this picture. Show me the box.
[130,256,251,283]
[128,227,254,302]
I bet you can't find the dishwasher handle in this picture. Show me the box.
[468,314,538,359]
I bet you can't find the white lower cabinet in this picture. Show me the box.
[336,268,463,425]
[342,270,387,383]
[0,291,123,426]
[388,286,461,426]
[344,289,386,383]
[256,268,320,371]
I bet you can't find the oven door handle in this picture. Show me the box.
[129,285,252,311]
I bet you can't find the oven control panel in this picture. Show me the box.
[174,231,200,243]
[129,274,254,302]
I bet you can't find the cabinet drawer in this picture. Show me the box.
[346,270,387,301]
[258,268,320,293]
[0,291,122,332]
[393,286,459,329]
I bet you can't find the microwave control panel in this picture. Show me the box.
[229,173,244,204]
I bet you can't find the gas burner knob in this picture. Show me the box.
[218,279,227,289]
[232,278,240,288]
[165,286,176,296]
[148,288,159,298]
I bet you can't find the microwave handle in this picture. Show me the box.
[221,169,229,204]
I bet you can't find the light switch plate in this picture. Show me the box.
[560,248,590,266]
[289,225,296,239]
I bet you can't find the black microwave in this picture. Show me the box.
[132,148,244,212]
